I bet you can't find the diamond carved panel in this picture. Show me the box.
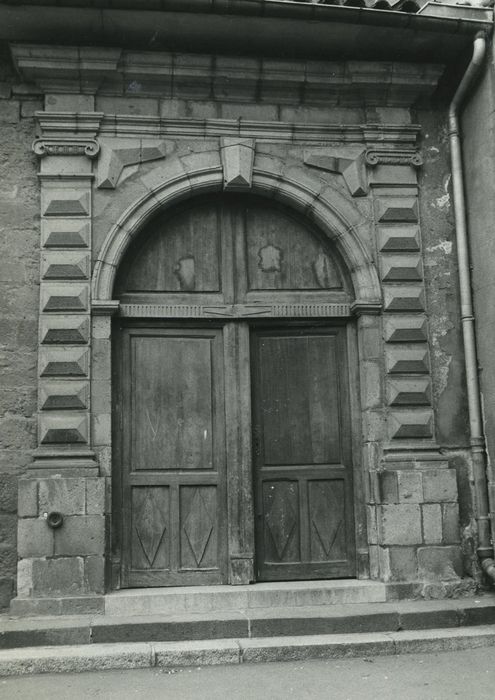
[132,487,169,570]
[180,486,217,570]
[309,479,345,562]
[263,481,299,563]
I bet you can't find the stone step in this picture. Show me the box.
[2,596,495,650]
[2,626,495,677]
[103,580,389,616]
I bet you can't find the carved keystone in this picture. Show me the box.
[220,138,255,190]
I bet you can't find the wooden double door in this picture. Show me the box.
[113,193,357,587]
[116,321,356,587]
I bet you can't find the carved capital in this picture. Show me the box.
[91,299,120,316]
[33,138,100,159]
[351,299,383,316]
[365,149,423,168]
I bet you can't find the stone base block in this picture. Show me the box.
[17,555,105,599]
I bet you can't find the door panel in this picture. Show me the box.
[121,326,227,587]
[252,327,355,581]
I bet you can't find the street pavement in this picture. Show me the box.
[1,646,494,699]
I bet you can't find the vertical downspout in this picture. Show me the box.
[448,31,495,582]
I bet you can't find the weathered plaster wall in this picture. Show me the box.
[417,107,474,576]
[0,49,41,607]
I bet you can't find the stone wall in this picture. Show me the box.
[0,49,41,607]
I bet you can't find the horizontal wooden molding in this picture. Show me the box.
[119,302,352,319]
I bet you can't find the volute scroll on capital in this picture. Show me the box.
[32,138,101,159]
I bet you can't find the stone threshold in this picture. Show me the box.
[1,596,495,651]
[1,626,495,677]
[11,580,402,617]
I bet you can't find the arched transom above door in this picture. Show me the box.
[114,194,353,318]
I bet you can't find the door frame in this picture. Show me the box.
[111,315,366,588]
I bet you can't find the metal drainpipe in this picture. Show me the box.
[448,31,495,582]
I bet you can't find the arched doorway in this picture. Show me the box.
[112,193,358,587]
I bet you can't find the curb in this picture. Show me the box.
[1,626,495,676]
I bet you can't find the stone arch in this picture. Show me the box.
[91,151,381,308]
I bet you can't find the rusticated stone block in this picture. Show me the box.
[396,471,423,502]
[383,315,428,344]
[417,545,462,580]
[376,197,418,223]
[40,316,89,345]
[54,515,105,556]
[42,191,90,217]
[386,346,429,374]
[422,469,458,503]
[41,252,90,280]
[422,504,442,544]
[39,348,89,378]
[377,504,422,545]
[31,556,87,597]
[379,470,425,506]
[388,410,433,440]
[383,286,425,312]
[39,477,86,515]
[442,503,460,543]
[41,284,88,313]
[42,221,90,249]
[17,518,53,557]
[40,381,89,411]
[388,378,431,406]
[18,479,38,517]
[379,225,420,252]
[381,255,423,283]
[385,546,418,581]
[39,414,88,445]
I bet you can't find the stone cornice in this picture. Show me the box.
[12,44,445,108]
[35,111,421,148]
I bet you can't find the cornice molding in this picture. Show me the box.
[13,44,444,109]
[35,111,421,147]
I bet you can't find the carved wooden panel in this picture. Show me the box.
[252,326,355,581]
[115,201,221,294]
[262,480,300,563]
[130,334,214,471]
[244,206,343,292]
[257,334,341,465]
[131,486,170,571]
[308,479,346,562]
[116,194,349,314]
[179,486,218,570]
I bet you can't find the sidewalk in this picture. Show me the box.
[2,646,495,700]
